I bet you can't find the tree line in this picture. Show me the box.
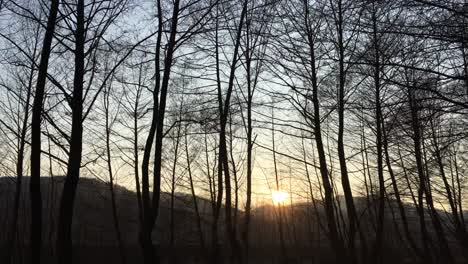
[0,0,467,263]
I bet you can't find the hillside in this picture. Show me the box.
[0,176,465,263]
[0,176,218,246]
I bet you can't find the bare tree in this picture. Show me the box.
[29,1,60,263]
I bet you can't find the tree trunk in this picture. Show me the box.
[242,6,254,259]
[303,1,345,261]
[382,122,422,260]
[29,0,60,263]
[104,87,126,264]
[407,86,452,264]
[169,119,182,262]
[271,107,286,261]
[139,1,180,263]
[139,0,163,260]
[429,119,468,255]
[6,39,37,263]
[56,0,85,262]
[216,1,248,261]
[335,1,360,261]
[184,126,205,249]
[133,76,144,227]
[371,5,385,261]
[211,7,223,262]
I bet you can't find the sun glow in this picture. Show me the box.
[271,190,288,206]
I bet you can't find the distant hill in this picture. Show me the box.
[0,176,219,246]
[0,176,465,263]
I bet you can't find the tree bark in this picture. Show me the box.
[56,0,85,262]
[29,1,60,263]
[333,1,360,261]
[6,36,38,263]
[381,122,422,260]
[430,120,468,254]
[370,4,385,261]
[104,86,126,264]
[407,86,453,264]
[139,1,181,263]
[169,118,182,261]
[304,1,345,261]
[215,1,248,261]
[184,126,205,249]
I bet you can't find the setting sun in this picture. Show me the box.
[271,190,288,206]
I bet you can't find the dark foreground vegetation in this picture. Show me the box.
[0,177,465,263]
[1,0,468,263]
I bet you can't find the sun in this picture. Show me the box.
[271,190,288,206]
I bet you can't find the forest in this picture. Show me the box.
[0,0,467,263]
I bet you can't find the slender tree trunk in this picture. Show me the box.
[216,1,248,261]
[140,1,180,263]
[370,5,385,261]
[211,7,223,262]
[461,42,468,95]
[360,123,375,231]
[211,153,223,264]
[104,87,126,264]
[334,1,360,261]
[271,108,286,261]
[29,1,60,263]
[241,7,254,260]
[6,39,37,263]
[302,136,325,233]
[150,0,180,230]
[184,126,205,249]
[228,111,239,237]
[429,120,468,254]
[204,132,215,212]
[304,1,344,261]
[134,72,143,226]
[453,150,466,231]
[169,119,182,262]
[56,0,85,262]
[139,0,163,260]
[381,122,422,259]
[407,86,452,264]
[46,137,56,248]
